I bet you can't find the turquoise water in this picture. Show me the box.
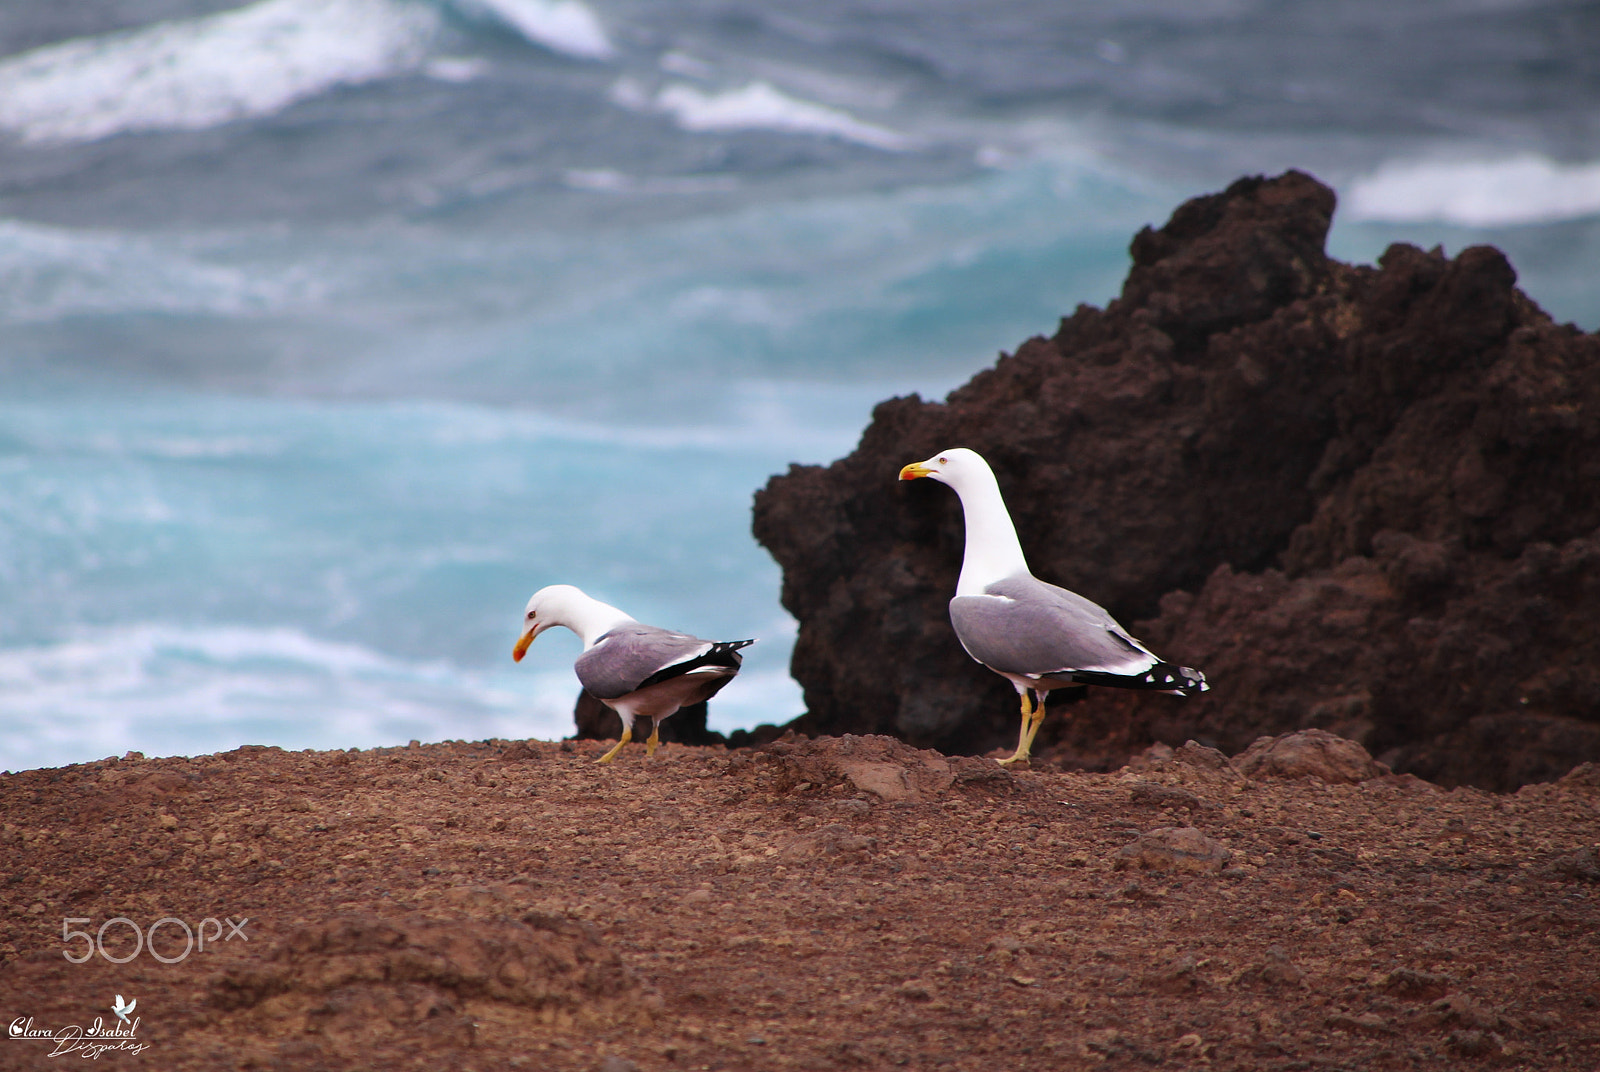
[2,0,1597,770]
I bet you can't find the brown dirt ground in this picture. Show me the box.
[3,733,1598,1071]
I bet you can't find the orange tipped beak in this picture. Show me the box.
[899,462,933,480]
[512,631,534,662]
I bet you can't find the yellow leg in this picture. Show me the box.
[1020,695,1048,756]
[596,725,632,764]
[644,722,662,758]
[998,691,1037,766]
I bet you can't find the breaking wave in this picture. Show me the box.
[613,78,915,151]
[1344,153,1600,227]
[0,0,441,145]
[0,0,616,146]
[463,0,614,61]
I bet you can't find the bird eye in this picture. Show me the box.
[938,456,948,464]
[526,611,536,620]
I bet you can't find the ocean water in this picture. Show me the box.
[3,0,1597,771]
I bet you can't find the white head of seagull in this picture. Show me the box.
[898,447,1030,597]
[513,584,636,660]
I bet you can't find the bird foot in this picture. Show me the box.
[997,693,1043,765]
[596,728,632,764]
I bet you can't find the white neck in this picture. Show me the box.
[559,594,638,648]
[948,466,1031,595]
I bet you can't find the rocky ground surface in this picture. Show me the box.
[4,731,1598,1071]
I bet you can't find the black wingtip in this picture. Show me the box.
[1161,663,1208,696]
[635,639,754,690]
[1072,661,1208,695]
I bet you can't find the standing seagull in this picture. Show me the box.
[512,585,754,764]
[899,448,1207,765]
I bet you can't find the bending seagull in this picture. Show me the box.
[899,448,1207,765]
[512,584,754,764]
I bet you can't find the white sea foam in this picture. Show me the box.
[645,80,915,152]
[0,0,440,145]
[465,0,614,61]
[1345,154,1600,227]
[0,624,578,772]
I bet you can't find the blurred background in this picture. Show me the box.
[2,0,1597,770]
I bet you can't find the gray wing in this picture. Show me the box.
[948,573,1155,678]
[574,626,714,700]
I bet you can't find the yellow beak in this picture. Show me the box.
[899,462,933,480]
[512,631,534,662]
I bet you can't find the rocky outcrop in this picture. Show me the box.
[752,170,1600,790]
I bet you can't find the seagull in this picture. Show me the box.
[513,584,754,764]
[112,995,136,1024]
[899,448,1207,765]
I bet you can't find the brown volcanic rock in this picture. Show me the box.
[1155,534,1600,791]
[1111,826,1233,874]
[752,170,1600,789]
[1234,728,1387,784]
